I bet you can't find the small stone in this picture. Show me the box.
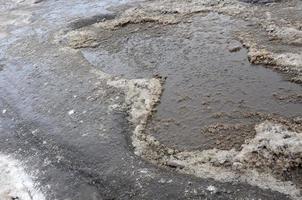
[167,179,173,183]
[2,109,7,114]
[207,185,217,194]
[68,110,75,115]
[159,178,166,183]
[32,129,38,134]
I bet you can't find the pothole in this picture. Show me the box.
[60,7,302,199]
[78,12,302,152]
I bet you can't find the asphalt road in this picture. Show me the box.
[0,0,300,199]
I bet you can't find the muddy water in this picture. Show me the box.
[82,13,302,151]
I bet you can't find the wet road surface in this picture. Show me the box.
[0,0,301,200]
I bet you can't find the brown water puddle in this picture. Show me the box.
[80,12,302,151]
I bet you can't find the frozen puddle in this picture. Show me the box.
[0,154,45,200]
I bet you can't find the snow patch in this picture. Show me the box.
[107,77,163,156]
[266,25,302,45]
[238,32,302,73]
[107,71,302,199]
[106,71,302,199]
[235,122,302,170]
[0,154,45,200]
[171,121,302,199]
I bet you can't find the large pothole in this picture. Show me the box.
[76,12,302,151]
[60,6,302,199]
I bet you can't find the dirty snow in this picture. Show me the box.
[0,154,45,200]
[169,122,302,199]
[107,77,163,156]
[107,71,302,199]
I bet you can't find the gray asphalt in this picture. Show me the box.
[0,0,296,199]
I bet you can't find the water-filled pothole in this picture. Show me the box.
[81,12,302,151]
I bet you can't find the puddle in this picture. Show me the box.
[81,12,302,151]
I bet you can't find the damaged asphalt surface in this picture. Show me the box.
[0,0,301,199]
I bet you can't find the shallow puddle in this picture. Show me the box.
[82,12,302,151]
